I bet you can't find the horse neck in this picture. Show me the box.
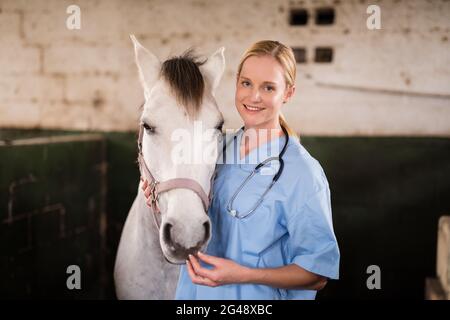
[135,187,161,246]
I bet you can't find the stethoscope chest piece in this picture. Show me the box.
[229,209,237,217]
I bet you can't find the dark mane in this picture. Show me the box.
[160,50,206,118]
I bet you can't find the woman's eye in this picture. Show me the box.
[241,81,250,87]
[265,86,275,92]
[143,123,156,134]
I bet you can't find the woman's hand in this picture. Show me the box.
[186,252,250,287]
[187,251,328,291]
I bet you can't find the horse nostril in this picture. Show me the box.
[203,221,210,242]
[163,223,173,246]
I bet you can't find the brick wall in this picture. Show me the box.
[0,0,449,135]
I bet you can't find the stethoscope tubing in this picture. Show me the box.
[224,124,290,219]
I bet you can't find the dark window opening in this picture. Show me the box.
[314,47,333,63]
[289,9,309,26]
[315,7,335,25]
[292,48,307,64]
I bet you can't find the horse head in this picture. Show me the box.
[131,35,225,264]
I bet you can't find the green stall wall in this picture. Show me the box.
[1,129,449,299]
[0,132,107,299]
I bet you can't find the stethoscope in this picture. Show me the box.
[223,124,290,219]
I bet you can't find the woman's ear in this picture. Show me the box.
[283,85,296,104]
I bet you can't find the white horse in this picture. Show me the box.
[114,36,225,299]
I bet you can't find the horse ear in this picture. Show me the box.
[200,47,225,95]
[130,35,160,98]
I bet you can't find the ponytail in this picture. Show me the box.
[279,113,299,140]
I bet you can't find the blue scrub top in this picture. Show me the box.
[175,130,340,300]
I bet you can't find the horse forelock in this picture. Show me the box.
[160,50,206,119]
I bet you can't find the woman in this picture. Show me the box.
[146,40,340,300]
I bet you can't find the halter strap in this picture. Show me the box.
[137,125,210,230]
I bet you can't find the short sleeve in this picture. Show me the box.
[286,177,340,280]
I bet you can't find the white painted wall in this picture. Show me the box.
[0,0,449,136]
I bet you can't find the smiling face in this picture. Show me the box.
[235,55,295,130]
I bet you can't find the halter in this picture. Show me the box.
[137,124,211,230]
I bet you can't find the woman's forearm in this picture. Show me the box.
[242,264,327,291]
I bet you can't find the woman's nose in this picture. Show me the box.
[250,88,262,103]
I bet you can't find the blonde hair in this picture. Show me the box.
[237,40,299,138]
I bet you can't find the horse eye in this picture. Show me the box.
[143,123,156,134]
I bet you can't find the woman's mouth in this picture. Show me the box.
[243,104,265,112]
